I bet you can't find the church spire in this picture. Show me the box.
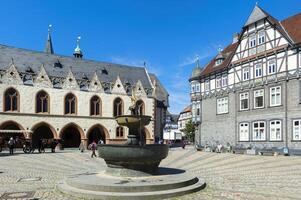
[45,24,54,54]
[73,36,83,59]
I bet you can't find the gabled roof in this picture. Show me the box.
[281,13,301,44]
[149,73,169,107]
[244,5,268,27]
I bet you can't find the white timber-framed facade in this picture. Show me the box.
[189,5,301,151]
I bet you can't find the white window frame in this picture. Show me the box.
[242,67,250,81]
[191,83,195,93]
[268,59,277,75]
[269,120,282,141]
[254,89,264,109]
[257,31,265,45]
[299,53,301,67]
[222,75,228,87]
[205,80,210,92]
[217,97,228,114]
[293,119,301,141]
[252,121,266,141]
[255,63,262,78]
[215,59,223,66]
[270,86,281,107]
[239,122,249,141]
[249,35,256,48]
[195,82,200,92]
[196,102,201,116]
[216,77,221,89]
[240,92,249,110]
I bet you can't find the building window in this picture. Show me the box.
[116,126,124,138]
[195,83,200,92]
[196,103,200,116]
[191,83,195,93]
[242,67,250,81]
[215,59,223,65]
[258,32,265,45]
[205,80,210,91]
[293,120,301,141]
[270,86,281,106]
[222,75,228,87]
[216,77,221,89]
[64,93,77,115]
[249,35,256,48]
[90,95,101,116]
[254,89,264,109]
[4,88,19,112]
[268,59,277,74]
[113,97,123,117]
[135,100,144,115]
[240,92,249,110]
[217,97,228,114]
[270,120,281,141]
[36,91,49,113]
[255,63,262,78]
[239,123,249,141]
[253,121,266,141]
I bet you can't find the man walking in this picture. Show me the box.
[8,137,15,155]
[89,141,97,158]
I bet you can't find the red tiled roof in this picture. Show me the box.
[200,42,238,77]
[281,12,301,44]
[180,105,191,114]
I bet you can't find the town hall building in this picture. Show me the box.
[190,5,301,151]
[0,28,168,148]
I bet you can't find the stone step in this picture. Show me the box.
[57,177,206,200]
[65,172,199,193]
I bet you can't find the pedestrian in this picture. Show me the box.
[8,137,14,155]
[89,141,97,158]
[79,140,85,153]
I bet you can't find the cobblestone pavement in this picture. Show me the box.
[1,146,301,200]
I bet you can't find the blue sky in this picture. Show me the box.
[0,0,300,113]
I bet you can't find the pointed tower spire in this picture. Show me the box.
[73,36,83,59]
[45,24,54,54]
[195,55,200,68]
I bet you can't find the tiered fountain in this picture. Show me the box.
[57,97,205,199]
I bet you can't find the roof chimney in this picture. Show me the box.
[232,33,239,44]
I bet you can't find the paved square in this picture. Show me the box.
[0,147,301,199]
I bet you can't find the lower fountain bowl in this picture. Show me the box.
[98,144,169,175]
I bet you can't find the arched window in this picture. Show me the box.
[4,88,19,112]
[65,93,77,115]
[36,91,49,113]
[116,126,124,138]
[113,97,123,117]
[136,100,145,115]
[90,95,101,116]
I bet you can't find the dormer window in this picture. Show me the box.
[215,59,223,66]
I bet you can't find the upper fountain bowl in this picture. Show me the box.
[115,115,152,129]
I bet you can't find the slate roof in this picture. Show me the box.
[0,44,153,90]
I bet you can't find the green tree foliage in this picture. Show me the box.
[183,120,195,142]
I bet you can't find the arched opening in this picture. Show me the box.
[141,128,151,144]
[31,122,56,148]
[113,97,123,117]
[87,124,107,147]
[64,93,77,115]
[36,90,49,113]
[136,100,145,115]
[60,124,83,148]
[0,121,25,148]
[4,88,19,112]
[116,126,124,138]
[90,95,101,116]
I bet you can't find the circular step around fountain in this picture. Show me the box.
[57,169,206,200]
